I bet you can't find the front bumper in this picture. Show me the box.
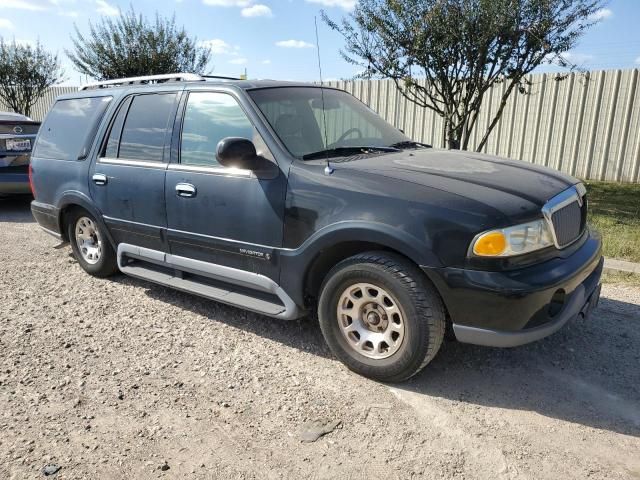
[422,230,603,347]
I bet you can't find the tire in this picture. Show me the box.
[67,209,118,278]
[318,251,445,382]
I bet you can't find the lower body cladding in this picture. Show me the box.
[117,244,302,320]
[423,231,603,348]
[30,201,63,239]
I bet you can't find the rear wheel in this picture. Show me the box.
[67,209,118,278]
[318,252,445,382]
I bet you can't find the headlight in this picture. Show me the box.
[471,219,554,257]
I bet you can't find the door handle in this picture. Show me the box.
[92,173,108,186]
[175,183,196,198]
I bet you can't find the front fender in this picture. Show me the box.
[278,220,441,306]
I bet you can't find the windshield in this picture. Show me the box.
[248,87,409,159]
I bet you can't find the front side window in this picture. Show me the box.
[180,91,254,167]
[34,96,112,160]
[248,87,408,158]
[118,93,177,162]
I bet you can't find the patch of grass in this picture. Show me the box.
[585,181,640,263]
[601,271,640,287]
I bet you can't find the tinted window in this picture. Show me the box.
[103,97,132,158]
[34,96,112,160]
[118,93,177,162]
[249,87,408,158]
[180,92,254,167]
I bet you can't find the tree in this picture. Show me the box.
[324,0,604,150]
[67,7,211,80]
[0,39,63,117]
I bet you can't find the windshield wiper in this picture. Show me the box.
[388,140,432,149]
[302,145,400,160]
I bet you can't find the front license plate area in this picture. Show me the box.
[6,138,31,151]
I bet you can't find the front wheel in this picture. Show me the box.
[318,252,445,382]
[67,209,118,278]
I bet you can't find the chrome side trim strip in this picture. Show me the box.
[167,163,252,177]
[102,215,159,230]
[98,157,252,176]
[101,216,286,251]
[167,226,287,251]
[99,157,167,168]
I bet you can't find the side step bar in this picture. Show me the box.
[117,244,303,320]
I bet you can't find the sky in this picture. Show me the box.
[0,0,639,86]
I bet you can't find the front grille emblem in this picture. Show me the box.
[13,126,23,134]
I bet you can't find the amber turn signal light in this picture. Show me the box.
[472,231,507,256]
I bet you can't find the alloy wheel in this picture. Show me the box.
[336,282,406,359]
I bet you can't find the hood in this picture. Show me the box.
[334,149,578,221]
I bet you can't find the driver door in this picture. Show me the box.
[164,90,286,281]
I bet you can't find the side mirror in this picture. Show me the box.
[216,137,261,170]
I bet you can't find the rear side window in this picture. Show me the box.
[34,96,112,160]
[117,93,177,162]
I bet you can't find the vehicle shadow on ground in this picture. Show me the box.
[0,196,34,223]
[133,277,333,359]
[130,275,640,437]
[400,296,640,437]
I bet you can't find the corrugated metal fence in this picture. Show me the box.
[0,86,77,122]
[327,69,640,183]
[2,70,639,182]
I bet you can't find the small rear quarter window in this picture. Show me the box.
[34,96,112,160]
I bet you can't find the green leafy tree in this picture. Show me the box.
[324,0,604,150]
[0,39,63,117]
[67,7,211,80]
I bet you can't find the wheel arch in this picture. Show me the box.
[280,222,443,307]
[56,191,115,247]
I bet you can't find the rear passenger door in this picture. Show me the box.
[164,89,287,281]
[90,91,180,251]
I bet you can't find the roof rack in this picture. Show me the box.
[79,73,239,91]
[201,75,242,81]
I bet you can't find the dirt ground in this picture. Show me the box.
[1,196,639,480]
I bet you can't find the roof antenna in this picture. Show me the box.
[315,16,334,175]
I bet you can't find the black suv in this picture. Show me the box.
[30,74,603,382]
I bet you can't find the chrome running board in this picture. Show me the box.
[117,243,302,320]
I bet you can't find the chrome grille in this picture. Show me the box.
[542,185,587,249]
[551,201,582,247]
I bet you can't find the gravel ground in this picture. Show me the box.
[1,196,639,480]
